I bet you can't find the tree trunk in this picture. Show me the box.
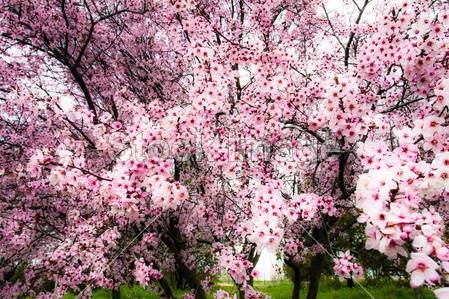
[292,265,301,299]
[112,287,120,299]
[285,258,301,299]
[238,286,245,299]
[248,245,260,287]
[414,287,425,299]
[306,253,325,299]
[159,276,176,299]
[161,239,207,299]
[175,264,184,290]
[160,213,207,299]
[177,262,206,299]
[346,277,354,288]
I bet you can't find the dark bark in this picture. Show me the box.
[174,159,180,181]
[161,217,206,299]
[306,253,325,299]
[284,258,301,299]
[176,260,206,299]
[337,152,350,199]
[175,264,184,289]
[343,0,369,67]
[165,241,206,299]
[414,287,425,299]
[112,287,120,299]
[160,162,205,299]
[346,277,354,288]
[238,287,245,299]
[304,225,329,299]
[158,276,176,299]
[292,265,301,299]
[247,245,260,287]
[69,66,98,123]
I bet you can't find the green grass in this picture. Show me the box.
[252,280,435,299]
[63,280,436,299]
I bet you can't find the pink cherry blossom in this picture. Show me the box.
[434,288,449,299]
[406,253,440,288]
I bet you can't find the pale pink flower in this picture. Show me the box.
[413,234,443,255]
[406,253,440,287]
[436,247,449,261]
[434,288,449,299]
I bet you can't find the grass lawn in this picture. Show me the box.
[63,280,436,299]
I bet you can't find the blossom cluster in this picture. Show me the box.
[134,258,163,285]
[333,251,364,280]
[219,248,256,285]
[356,145,449,288]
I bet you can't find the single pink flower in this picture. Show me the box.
[406,253,440,287]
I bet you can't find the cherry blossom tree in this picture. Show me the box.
[1,0,449,299]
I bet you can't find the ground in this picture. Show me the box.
[63,280,436,299]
